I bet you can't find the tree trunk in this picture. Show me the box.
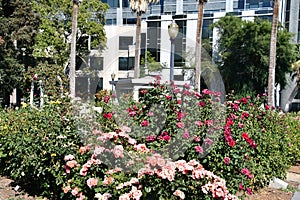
[70,2,79,98]
[267,0,280,107]
[195,2,204,92]
[134,12,141,79]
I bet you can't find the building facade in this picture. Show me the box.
[77,0,300,111]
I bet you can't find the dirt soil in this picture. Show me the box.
[0,164,299,200]
[0,176,41,200]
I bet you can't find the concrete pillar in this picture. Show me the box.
[289,0,300,43]
[176,0,183,15]
[117,0,123,26]
[160,15,173,70]
[10,89,17,106]
[226,0,233,12]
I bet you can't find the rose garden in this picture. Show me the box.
[0,76,299,200]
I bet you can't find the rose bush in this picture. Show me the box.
[0,76,299,199]
[91,78,300,198]
[59,128,237,200]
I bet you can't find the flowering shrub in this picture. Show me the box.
[0,76,299,199]
[60,127,237,200]
[93,78,300,197]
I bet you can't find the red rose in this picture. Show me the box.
[103,113,113,119]
[242,132,249,140]
[141,120,149,127]
[228,140,236,147]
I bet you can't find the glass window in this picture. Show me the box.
[90,56,103,70]
[202,19,213,39]
[295,89,300,99]
[119,57,134,70]
[91,78,103,93]
[119,36,133,50]
[75,77,88,98]
[147,20,161,61]
[102,0,119,8]
[123,18,137,25]
[106,19,116,25]
[173,18,187,67]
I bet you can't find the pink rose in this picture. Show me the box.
[87,178,98,188]
[241,168,251,176]
[71,187,79,196]
[224,157,230,165]
[246,187,252,195]
[202,89,211,95]
[141,120,149,127]
[195,146,203,153]
[242,132,249,139]
[198,101,206,107]
[166,94,172,100]
[146,135,156,142]
[113,145,124,158]
[182,129,190,139]
[239,183,244,190]
[103,96,110,103]
[176,122,185,128]
[193,136,201,142]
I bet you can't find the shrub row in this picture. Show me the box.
[0,79,299,199]
[0,100,81,198]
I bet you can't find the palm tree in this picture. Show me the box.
[267,0,281,107]
[195,0,208,91]
[292,60,300,87]
[129,0,159,78]
[70,0,82,98]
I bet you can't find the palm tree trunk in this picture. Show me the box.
[134,12,141,78]
[195,2,204,91]
[70,2,79,98]
[267,0,280,107]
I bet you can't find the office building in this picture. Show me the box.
[77,0,299,111]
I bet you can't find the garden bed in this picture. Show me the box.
[0,167,299,200]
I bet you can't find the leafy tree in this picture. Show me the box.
[0,0,40,106]
[141,51,164,73]
[32,0,109,66]
[212,15,297,94]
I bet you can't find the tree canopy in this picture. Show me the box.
[0,0,40,105]
[212,15,298,94]
[32,0,109,66]
[0,0,108,106]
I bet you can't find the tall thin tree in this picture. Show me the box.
[195,0,208,91]
[70,0,82,98]
[267,0,280,107]
[129,0,159,78]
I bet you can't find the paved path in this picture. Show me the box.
[287,172,300,200]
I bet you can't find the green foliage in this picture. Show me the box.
[0,100,80,198]
[22,63,69,101]
[141,51,164,73]
[0,80,299,199]
[212,16,297,94]
[0,0,40,105]
[95,81,300,197]
[32,0,109,65]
